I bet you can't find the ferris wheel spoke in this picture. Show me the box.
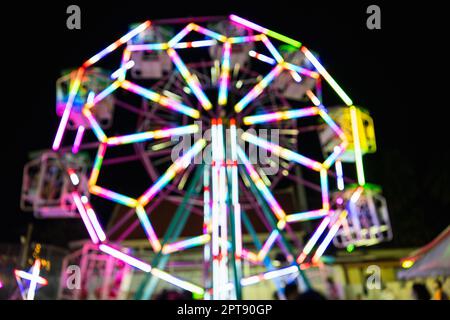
[242,132,324,172]
[234,64,284,113]
[243,106,320,125]
[120,80,200,119]
[260,35,284,64]
[136,205,162,252]
[83,21,151,68]
[301,46,353,106]
[218,41,231,106]
[236,146,287,227]
[115,186,173,242]
[40,14,389,299]
[229,15,301,48]
[105,124,199,146]
[137,139,206,207]
[311,210,348,263]
[167,48,213,111]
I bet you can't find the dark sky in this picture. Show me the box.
[2,1,448,248]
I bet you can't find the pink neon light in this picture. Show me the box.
[318,108,346,139]
[89,185,138,207]
[230,120,242,259]
[249,50,276,65]
[283,62,320,79]
[243,106,319,125]
[229,34,264,44]
[285,210,329,223]
[89,142,107,186]
[218,41,231,105]
[257,230,279,260]
[67,168,80,186]
[190,24,227,42]
[289,70,302,82]
[99,244,152,272]
[234,65,283,113]
[323,141,348,169]
[107,124,198,146]
[138,139,206,206]
[168,23,194,47]
[162,235,210,254]
[229,15,267,34]
[297,216,331,264]
[312,211,348,262]
[83,21,151,68]
[72,125,85,154]
[237,146,286,222]
[121,80,200,118]
[52,67,85,150]
[136,205,162,252]
[83,108,107,142]
[241,249,259,263]
[92,81,121,106]
[350,186,364,203]
[113,49,133,81]
[320,168,330,211]
[84,202,107,242]
[72,192,100,243]
[261,35,283,63]
[166,48,212,110]
[150,268,205,295]
[242,132,323,171]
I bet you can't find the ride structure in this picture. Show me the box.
[21,15,392,299]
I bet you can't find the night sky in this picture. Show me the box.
[2,1,448,248]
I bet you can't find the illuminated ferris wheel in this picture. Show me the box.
[20,14,392,300]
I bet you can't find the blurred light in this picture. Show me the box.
[402,260,414,269]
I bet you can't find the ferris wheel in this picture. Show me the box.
[20,14,392,300]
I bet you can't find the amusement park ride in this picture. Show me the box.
[18,15,392,300]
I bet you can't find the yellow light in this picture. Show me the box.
[350,106,365,185]
[402,260,414,269]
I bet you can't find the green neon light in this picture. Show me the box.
[279,44,299,53]
[346,244,355,253]
[266,30,301,48]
